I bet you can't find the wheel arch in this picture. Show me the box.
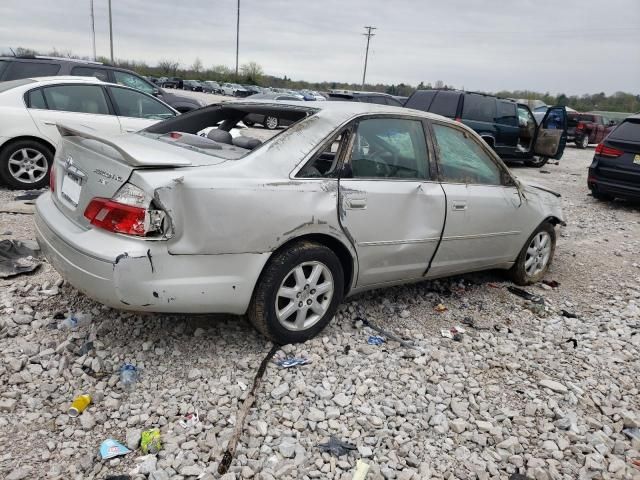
[0,135,56,156]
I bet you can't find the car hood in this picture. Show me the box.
[521,181,561,198]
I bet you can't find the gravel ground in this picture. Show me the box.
[1,145,639,480]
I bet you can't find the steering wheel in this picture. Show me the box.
[368,149,398,176]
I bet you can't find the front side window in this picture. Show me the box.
[349,118,429,179]
[297,132,347,178]
[109,87,175,119]
[71,66,109,82]
[113,71,155,95]
[42,85,110,115]
[429,91,460,118]
[433,123,502,185]
[5,61,61,80]
[496,101,518,127]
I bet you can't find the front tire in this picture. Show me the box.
[508,222,556,285]
[524,155,549,168]
[0,139,53,190]
[263,116,279,130]
[248,241,344,344]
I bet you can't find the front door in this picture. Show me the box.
[428,121,528,277]
[533,106,567,159]
[338,116,446,287]
[27,84,121,144]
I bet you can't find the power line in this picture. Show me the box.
[361,25,376,90]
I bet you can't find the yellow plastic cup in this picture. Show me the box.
[68,394,92,417]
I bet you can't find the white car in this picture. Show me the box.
[0,76,178,189]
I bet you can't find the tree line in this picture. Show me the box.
[6,47,639,113]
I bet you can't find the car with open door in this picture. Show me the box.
[34,101,564,344]
[404,89,567,167]
[0,76,177,189]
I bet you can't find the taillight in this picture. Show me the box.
[576,122,585,131]
[83,183,165,236]
[595,143,623,158]
[49,164,56,192]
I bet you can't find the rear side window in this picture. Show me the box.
[366,96,388,105]
[4,61,61,80]
[71,66,110,82]
[42,85,110,114]
[608,120,640,142]
[495,101,517,126]
[0,60,8,79]
[113,70,155,95]
[462,94,496,123]
[109,87,175,119]
[405,91,436,111]
[429,91,460,118]
[27,89,47,109]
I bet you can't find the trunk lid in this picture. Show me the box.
[51,124,228,228]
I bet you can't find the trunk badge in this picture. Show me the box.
[65,155,73,169]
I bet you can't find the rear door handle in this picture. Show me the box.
[346,198,367,209]
[125,128,137,133]
[452,201,467,211]
[44,121,57,126]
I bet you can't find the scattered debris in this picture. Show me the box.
[141,428,162,454]
[434,303,448,313]
[178,411,200,429]
[441,326,466,341]
[14,191,43,201]
[367,335,385,346]
[99,439,131,459]
[344,345,351,354]
[623,428,640,441]
[542,279,560,288]
[509,474,531,480]
[120,364,139,392]
[318,436,357,456]
[461,317,491,330]
[77,341,94,356]
[358,316,422,351]
[275,356,311,368]
[0,239,41,278]
[58,312,93,331]
[68,394,92,417]
[218,344,279,475]
[561,309,578,319]
[104,476,131,480]
[540,170,551,174]
[507,286,544,305]
[566,338,578,349]
[352,459,370,480]
[487,282,501,288]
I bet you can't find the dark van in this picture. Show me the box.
[405,90,567,167]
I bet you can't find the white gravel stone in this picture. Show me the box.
[539,379,568,393]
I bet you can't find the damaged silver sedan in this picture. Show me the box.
[35,101,564,343]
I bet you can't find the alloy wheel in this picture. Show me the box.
[581,136,589,148]
[7,148,49,185]
[265,116,278,129]
[275,261,334,331]
[525,231,551,277]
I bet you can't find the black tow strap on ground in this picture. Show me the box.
[218,344,279,475]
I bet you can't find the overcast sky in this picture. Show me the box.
[1,0,638,95]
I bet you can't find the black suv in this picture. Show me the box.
[0,56,203,112]
[405,89,567,167]
[328,91,404,107]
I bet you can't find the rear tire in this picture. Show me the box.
[524,155,549,168]
[576,135,589,149]
[264,116,279,130]
[248,241,344,344]
[0,139,53,190]
[592,191,613,201]
[508,222,556,285]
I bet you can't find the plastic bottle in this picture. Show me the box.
[58,313,93,331]
[120,363,139,392]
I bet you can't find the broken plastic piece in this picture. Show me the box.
[507,286,544,305]
[542,279,560,288]
[178,411,200,429]
[353,459,370,480]
[623,427,640,441]
[561,309,578,319]
[0,239,42,278]
[367,335,385,346]
[275,356,311,368]
[99,439,131,459]
[434,303,448,313]
[566,338,578,348]
[441,326,466,341]
[318,436,357,456]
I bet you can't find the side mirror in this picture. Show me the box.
[152,88,161,97]
[608,120,616,126]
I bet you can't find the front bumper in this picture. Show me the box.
[35,192,270,314]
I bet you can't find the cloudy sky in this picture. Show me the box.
[1,0,638,94]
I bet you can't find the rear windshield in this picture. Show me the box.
[429,91,460,118]
[608,120,640,142]
[405,90,436,111]
[0,59,8,78]
[0,78,35,93]
[4,61,61,80]
[462,94,496,123]
[577,114,595,122]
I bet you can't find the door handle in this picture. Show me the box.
[452,201,467,211]
[125,128,137,133]
[44,121,57,126]
[346,198,367,209]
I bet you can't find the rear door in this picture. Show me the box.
[533,106,567,159]
[26,84,121,145]
[106,85,177,133]
[338,115,446,286]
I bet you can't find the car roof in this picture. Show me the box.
[22,76,106,84]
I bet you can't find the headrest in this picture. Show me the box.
[232,136,262,150]
[207,129,233,144]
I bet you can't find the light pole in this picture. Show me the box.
[235,0,240,79]
[108,0,114,62]
[361,26,376,90]
[89,0,96,61]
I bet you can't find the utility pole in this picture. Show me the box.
[361,26,376,90]
[235,0,240,79]
[89,0,96,61]
[108,0,114,62]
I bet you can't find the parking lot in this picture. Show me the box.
[1,144,639,480]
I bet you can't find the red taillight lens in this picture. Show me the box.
[595,143,623,158]
[49,165,55,192]
[84,198,147,236]
[576,122,585,131]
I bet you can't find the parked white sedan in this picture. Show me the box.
[35,101,564,344]
[0,76,177,189]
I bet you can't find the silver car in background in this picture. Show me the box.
[35,101,564,343]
